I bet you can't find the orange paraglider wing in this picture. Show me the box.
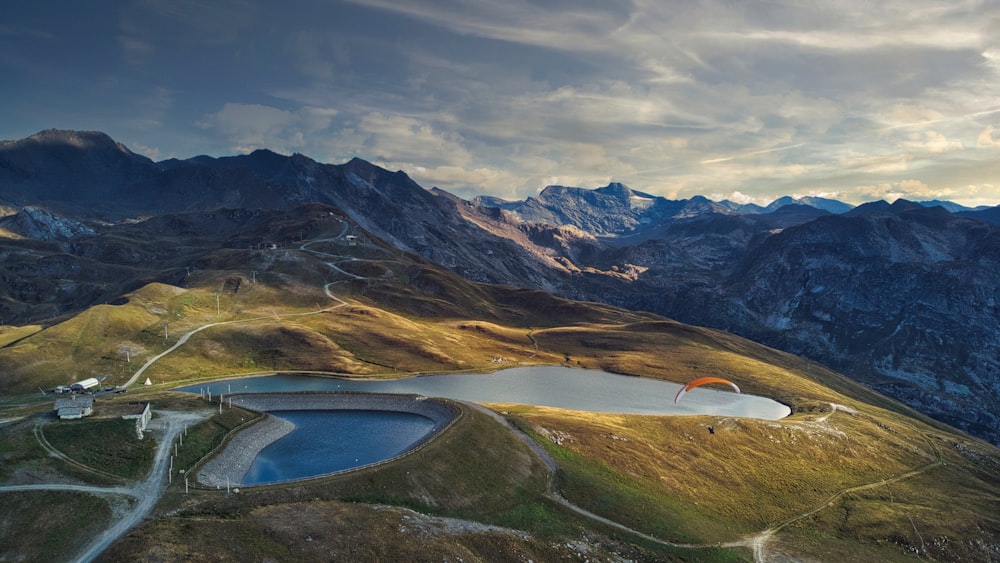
[673,376,741,403]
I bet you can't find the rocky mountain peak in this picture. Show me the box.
[765,195,799,211]
[0,129,160,213]
[25,128,120,149]
[593,181,634,201]
[2,128,150,163]
[766,195,853,214]
[845,200,892,216]
[889,198,925,212]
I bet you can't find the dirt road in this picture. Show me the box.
[72,410,209,563]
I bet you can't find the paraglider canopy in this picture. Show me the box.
[674,376,741,403]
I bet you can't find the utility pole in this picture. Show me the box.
[216,292,220,316]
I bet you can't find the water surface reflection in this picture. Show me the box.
[183,366,790,419]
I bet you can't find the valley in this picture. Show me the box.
[0,208,997,561]
[2,130,998,447]
[0,129,998,561]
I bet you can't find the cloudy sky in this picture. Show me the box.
[3,1,1000,206]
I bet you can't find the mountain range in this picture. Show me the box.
[2,128,999,446]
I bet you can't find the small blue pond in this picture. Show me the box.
[243,410,435,485]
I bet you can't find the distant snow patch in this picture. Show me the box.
[629,194,654,210]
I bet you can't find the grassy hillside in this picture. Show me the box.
[1,228,997,561]
[499,403,999,561]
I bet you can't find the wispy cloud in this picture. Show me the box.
[3,0,1000,206]
[700,143,806,165]
[345,0,628,53]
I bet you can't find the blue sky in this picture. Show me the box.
[3,1,1000,206]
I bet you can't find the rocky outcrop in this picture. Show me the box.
[0,206,95,240]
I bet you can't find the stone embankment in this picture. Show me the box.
[196,392,457,488]
[197,414,295,488]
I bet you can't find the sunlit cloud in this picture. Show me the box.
[345,112,473,168]
[904,131,963,153]
[708,191,769,205]
[978,126,1000,147]
[877,103,947,131]
[857,183,907,202]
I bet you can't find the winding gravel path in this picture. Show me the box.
[0,483,136,497]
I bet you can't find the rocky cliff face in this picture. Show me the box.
[716,203,1000,441]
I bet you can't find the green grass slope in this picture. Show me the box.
[0,225,996,561]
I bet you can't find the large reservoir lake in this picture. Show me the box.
[183,367,790,485]
[182,366,791,419]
